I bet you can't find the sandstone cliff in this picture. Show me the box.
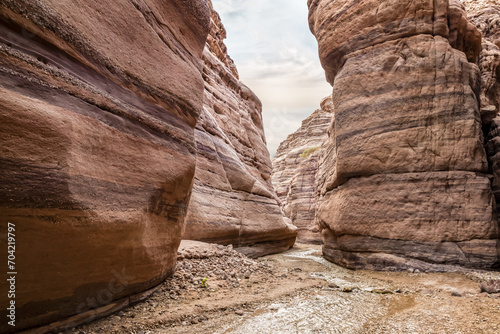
[466,1,500,225]
[272,97,334,244]
[183,1,297,257]
[0,0,210,332]
[308,0,500,271]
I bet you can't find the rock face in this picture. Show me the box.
[469,1,500,223]
[308,0,500,271]
[272,97,334,244]
[182,2,297,257]
[0,0,210,332]
[462,0,500,47]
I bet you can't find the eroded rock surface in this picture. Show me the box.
[462,0,500,47]
[183,1,297,257]
[308,0,500,271]
[469,1,500,225]
[272,97,334,244]
[0,0,210,332]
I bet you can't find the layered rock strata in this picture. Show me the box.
[272,97,334,244]
[468,1,500,223]
[308,0,500,271]
[182,2,297,258]
[0,0,210,332]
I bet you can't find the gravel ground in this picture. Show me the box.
[75,242,500,334]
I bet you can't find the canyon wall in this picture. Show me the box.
[183,1,297,257]
[0,0,210,332]
[272,97,333,244]
[467,1,500,224]
[307,0,500,271]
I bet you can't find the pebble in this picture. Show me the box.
[371,289,394,294]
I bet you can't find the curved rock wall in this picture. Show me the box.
[308,0,500,271]
[272,97,334,244]
[0,0,210,332]
[182,1,297,258]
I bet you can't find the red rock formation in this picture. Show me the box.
[272,97,334,244]
[308,0,500,271]
[0,0,210,332]
[183,2,297,257]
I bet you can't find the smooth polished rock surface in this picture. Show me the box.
[0,0,210,332]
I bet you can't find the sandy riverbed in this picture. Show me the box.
[75,243,500,334]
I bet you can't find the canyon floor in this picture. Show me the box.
[75,243,500,334]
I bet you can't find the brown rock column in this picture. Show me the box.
[0,0,210,332]
[467,2,500,227]
[182,1,297,258]
[308,0,500,271]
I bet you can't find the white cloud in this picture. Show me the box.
[211,0,332,156]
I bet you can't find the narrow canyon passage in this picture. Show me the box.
[2,0,500,332]
[78,243,500,334]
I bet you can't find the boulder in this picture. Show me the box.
[480,279,500,294]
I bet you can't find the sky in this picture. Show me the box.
[211,0,333,156]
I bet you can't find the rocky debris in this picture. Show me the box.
[480,280,500,294]
[272,96,334,244]
[0,0,210,332]
[170,241,276,291]
[183,0,297,256]
[75,244,323,334]
[308,0,500,271]
[74,244,500,334]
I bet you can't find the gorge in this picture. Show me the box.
[0,0,499,333]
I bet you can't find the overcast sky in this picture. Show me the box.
[211,0,332,156]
